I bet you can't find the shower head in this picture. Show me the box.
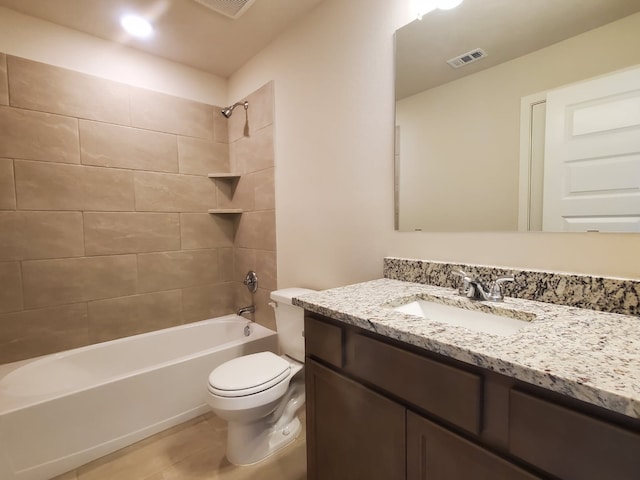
[221,101,249,118]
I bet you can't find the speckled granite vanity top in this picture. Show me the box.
[293,278,640,419]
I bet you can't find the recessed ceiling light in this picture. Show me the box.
[120,14,153,38]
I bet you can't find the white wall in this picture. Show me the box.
[0,7,227,105]
[229,0,640,287]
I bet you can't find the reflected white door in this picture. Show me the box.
[543,65,640,232]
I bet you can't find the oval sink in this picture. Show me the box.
[392,299,531,336]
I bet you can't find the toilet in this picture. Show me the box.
[205,288,315,465]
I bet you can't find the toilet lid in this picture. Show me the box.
[208,352,291,397]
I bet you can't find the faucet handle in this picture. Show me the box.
[488,275,514,302]
[452,269,472,295]
[243,270,258,293]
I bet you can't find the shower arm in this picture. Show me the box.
[221,101,249,118]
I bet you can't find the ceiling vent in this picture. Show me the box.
[446,48,488,68]
[192,0,258,19]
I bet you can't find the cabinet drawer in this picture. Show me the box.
[408,411,541,480]
[346,332,482,434]
[305,315,344,368]
[509,390,640,480]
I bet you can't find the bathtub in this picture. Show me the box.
[0,315,278,480]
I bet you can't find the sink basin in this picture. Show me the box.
[392,298,531,336]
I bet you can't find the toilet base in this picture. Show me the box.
[210,362,306,466]
[226,415,302,466]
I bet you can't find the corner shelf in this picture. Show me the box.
[208,208,243,214]
[207,173,241,179]
[208,173,242,215]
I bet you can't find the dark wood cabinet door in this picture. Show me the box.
[306,359,406,480]
[509,390,640,480]
[407,411,541,480]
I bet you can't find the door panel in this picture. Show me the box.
[543,66,640,231]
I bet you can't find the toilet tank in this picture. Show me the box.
[270,288,316,362]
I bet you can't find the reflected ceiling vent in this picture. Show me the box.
[192,0,258,19]
[446,48,488,68]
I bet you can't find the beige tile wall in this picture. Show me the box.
[229,83,278,330]
[0,54,276,364]
[8,56,131,124]
[0,106,80,163]
[0,54,8,106]
[0,158,15,208]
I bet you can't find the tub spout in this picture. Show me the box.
[237,305,255,316]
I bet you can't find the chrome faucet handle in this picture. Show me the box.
[467,279,491,300]
[488,275,515,302]
[243,271,258,293]
[452,269,472,295]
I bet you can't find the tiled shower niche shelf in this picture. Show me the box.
[208,173,242,214]
[207,173,241,179]
[208,209,243,214]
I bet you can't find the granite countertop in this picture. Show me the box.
[293,278,640,419]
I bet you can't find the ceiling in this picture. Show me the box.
[396,0,640,100]
[0,0,324,78]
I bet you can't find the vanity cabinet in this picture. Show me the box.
[304,312,640,480]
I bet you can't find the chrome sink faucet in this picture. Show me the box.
[453,269,514,302]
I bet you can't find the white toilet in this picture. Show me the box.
[205,288,315,465]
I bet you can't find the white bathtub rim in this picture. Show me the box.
[0,315,276,414]
[0,313,254,380]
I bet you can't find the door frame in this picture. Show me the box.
[518,91,548,231]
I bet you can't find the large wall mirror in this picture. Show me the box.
[395,0,640,232]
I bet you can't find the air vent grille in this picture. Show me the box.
[446,48,488,68]
[192,0,258,19]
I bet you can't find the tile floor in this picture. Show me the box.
[53,412,307,480]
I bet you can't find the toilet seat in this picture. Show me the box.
[208,352,291,398]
